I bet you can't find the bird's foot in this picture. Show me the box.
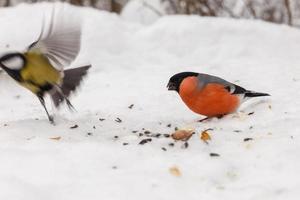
[48,115,55,125]
[216,114,224,119]
[198,117,210,122]
[198,115,225,122]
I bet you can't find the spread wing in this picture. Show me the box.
[27,4,82,70]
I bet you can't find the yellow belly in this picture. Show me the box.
[20,52,62,94]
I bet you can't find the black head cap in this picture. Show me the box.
[167,72,198,93]
[0,52,25,81]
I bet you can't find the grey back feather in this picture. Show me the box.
[197,73,246,94]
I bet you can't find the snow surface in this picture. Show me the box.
[1,3,300,200]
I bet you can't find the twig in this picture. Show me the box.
[142,1,163,16]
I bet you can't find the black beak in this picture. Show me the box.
[167,82,176,91]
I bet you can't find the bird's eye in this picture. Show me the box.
[1,55,24,70]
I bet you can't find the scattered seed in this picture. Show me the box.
[139,138,152,145]
[244,138,253,142]
[50,136,61,141]
[161,147,167,151]
[26,136,35,140]
[168,143,174,147]
[181,142,189,149]
[128,104,134,109]
[144,130,151,135]
[248,112,254,115]
[164,134,170,138]
[210,153,220,157]
[35,118,39,121]
[167,124,171,128]
[99,118,105,121]
[114,135,119,139]
[150,133,161,138]
[169,166,181,177]
[268,105,272,109]
[112,166,118,169]
[249,126,253,130]
[70,124,78,129]
[234,130,242,133]
[3,124,8,127]
[174,127,178,131]
[115,118,122,123]
[123,143,129,146]
[87,132,93,136]
[138,133,144,137]
[132,130,138,133]
[93,126,96,129]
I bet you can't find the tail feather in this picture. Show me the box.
[244,91,270,98]
[61,65,91,97]
[50,65,91,108]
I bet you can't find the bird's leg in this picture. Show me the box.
[216,114,224,119]
[198,117,211,122]
[54,85,76,111]
[38,96,54,124]
[198,115,225,122]
[64,97,75,111]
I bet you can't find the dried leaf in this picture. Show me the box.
[50,136,61,141]
[200,130,211,143]
[169,166,181,177]
[171,129,194,141]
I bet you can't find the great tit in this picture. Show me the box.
[0,5,91,124]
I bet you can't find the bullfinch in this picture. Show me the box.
[167,72,270,121]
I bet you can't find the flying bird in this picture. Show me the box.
[0,5,91,124]
[167,72,270,121]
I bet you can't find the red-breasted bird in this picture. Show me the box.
[167,72,270,121]
[0,5,90,124]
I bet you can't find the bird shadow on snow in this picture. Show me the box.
[239,98,271,113]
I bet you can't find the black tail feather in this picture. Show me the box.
[245,91,270,98]
[50,65,91,108]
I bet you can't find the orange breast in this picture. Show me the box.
[179,77,240,117]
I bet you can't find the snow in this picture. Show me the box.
[1,2,300,200]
